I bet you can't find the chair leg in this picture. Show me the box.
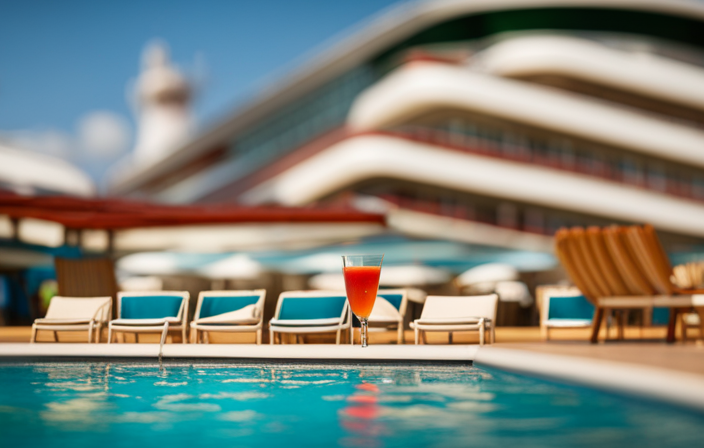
[95,324,102,343]
[336,330,341,345]
[256,329,262,345]
[617,311,625,341]
[667,308,679,343]
[397,325,404,345]
[605,309,613,340]
[270,328,275,345]
[182,326,187,344]
[160,323,169,346]
[30,325,37,343]
[490,322,495,344]
[448,332,453,344]
[422,331,427,345]
[108,326,113,344]
[590,308,604,343]
[414,327,419,345]
[479,325,485,346]
[135,333,139,343]
[680,313,688,342]
[53,331,58,342]
[88,323,94,344]
[350,327,354,345]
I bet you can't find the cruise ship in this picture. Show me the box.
[110,0,704,255]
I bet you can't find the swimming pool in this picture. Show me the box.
[0,361,702,447]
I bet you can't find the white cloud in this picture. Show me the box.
[0,128,73,159]
[78,110,131,159]
[0,110,132,188]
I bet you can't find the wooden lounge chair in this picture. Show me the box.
[555,225,702,343]
[190,289,266,344]
[410,294,497,345]
[623,225,704,341]
[31,296,111,343]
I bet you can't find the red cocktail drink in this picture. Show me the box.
[342,254,384,348]
[343,266,381,319]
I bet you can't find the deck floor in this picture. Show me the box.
[1,326,702,378]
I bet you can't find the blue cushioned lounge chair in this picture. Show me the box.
[108,291,189,345]
[538,286,593,340]
[269,290,350,344]
[190,289,266,344]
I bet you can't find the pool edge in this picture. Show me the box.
[474,346,704,412]
[0,343,477,362]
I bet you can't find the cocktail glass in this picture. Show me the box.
[342,254,383,348]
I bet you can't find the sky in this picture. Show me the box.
[0,0,405,183]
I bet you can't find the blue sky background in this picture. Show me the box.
[0,0,403,181]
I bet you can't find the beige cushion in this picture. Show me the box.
[195,304,258,325]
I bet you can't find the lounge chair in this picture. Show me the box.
[269,291,350,344]
[190,289,266,344]
[350,289,408,345]
[555,226,701,343]
[108,291,189,345]
[623,225,704,341]
[537,286,593,340]
[31,296,111,343]
[410,294,498,345]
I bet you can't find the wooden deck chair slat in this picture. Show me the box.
[602,226,654,296]
[643,224,673,277]
[624,226,673,295]
[570,227,612,298]
[585,227,629,296]
[554,229,599,305]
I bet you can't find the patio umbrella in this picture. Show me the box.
[196,254,263,280]
[379,265,450,286]
[116,252,226,276]
[308,265,450,290]
[455,263,519,288]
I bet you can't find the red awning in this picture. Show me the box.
[0,192,386,230]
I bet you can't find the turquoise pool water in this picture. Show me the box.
[0,361,702,447]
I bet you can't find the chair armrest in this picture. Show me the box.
[34,318,94,325]
[110,318,181,326]
[414,317,486,325]
[270,318,341,326]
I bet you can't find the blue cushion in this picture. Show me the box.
[279,296,347,320]
[548,295,594,320]
[121,295,183,319]
[376,293,403,310]
[199,295,260,319]
[652,307,670,325]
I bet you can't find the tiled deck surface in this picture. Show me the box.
[496,342,704,376]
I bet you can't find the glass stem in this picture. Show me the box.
[361,318,369,348]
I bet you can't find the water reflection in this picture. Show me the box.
[340,381,386,447]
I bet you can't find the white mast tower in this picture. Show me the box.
[132,41,193,165]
